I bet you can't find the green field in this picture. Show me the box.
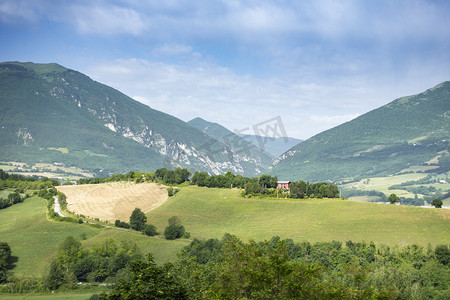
[0,197,188,278]
[0,197,101,277]
[147,186,450,246]
[343,173,428,198]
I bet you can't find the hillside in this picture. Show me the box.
[147,186,450,245]
[0,196,188,277]
[269,82,450,182]
[0,62,265,176]
[240,134,303,157]
[188,117,274,174]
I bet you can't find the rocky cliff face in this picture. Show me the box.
[0,62,267,176]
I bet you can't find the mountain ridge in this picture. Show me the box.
[268,81,450,182]
[0,61,268,176]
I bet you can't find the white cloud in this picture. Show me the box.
[83,58,384,140]
[70,4,147,36]
[0,0,42,23]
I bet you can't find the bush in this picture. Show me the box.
[167,187,179,197]
[164,217,185,240]
[431,198,443,208]
[115,220,130,229]
[143,224,158,236]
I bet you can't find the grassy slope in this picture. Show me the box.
[147,186,450,246]
[0,197,188,278]
[0,197,101,277]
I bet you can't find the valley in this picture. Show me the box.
[2,183,449,280]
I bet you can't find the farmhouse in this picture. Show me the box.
[276,181,291,189]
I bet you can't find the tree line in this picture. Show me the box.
[97,235,450,299]
[0,169,58,192]
[115,208,189,240]
[4,235,448,298]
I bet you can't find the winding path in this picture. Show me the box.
[53,196,66,217]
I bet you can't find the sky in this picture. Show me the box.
[1,0,450,140]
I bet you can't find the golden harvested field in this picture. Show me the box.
[57,182,168,222]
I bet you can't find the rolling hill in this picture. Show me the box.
[0,62,267,176]
[269,82,450,182]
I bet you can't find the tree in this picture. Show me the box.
[431,198,443,208]
[0,242,12,283]
[103,254,187,299]
[164,216,185,240]
[129,208,147,231]
[45,259,65,290]
[388,194,399,204]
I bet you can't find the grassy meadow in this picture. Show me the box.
[0,196,187,278]
[147,186,450,246]
[0,197,101,277]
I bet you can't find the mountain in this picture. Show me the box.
[239,134,303,157]
[269,82,450,182]
[188,117,274,173]
[0,62,265,176]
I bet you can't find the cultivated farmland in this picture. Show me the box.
[57,182,168,222]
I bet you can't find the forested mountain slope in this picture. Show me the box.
[269,82,450,182]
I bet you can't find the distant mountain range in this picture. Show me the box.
[1,61,448,182]
[0,62,270,176]
[187,117,274,173]
[239,134,303,158]
[269,82,450,182]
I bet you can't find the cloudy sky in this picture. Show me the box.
[1,0,449,139]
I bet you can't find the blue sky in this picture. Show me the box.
[1,0,450,139]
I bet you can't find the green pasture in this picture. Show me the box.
[0,197,187,278]
[0,197,101,277]
[147,186,450,246]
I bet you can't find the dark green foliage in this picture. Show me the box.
[115,220,130,229]
[435,245,450,265]
[388,193,400,204]
[155,167,191,184]
[175,235,450,299]
[431,198,443,208]
[180,238,224,264]
[129,208,147,231]
[0,242,12,283]
[143,224,158,236]
[164,216,185,240]
[289,181,339,199]
[167,187,179,197]
[103,254,187,299]
[45,259,66,290]
[48,237,141,288]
